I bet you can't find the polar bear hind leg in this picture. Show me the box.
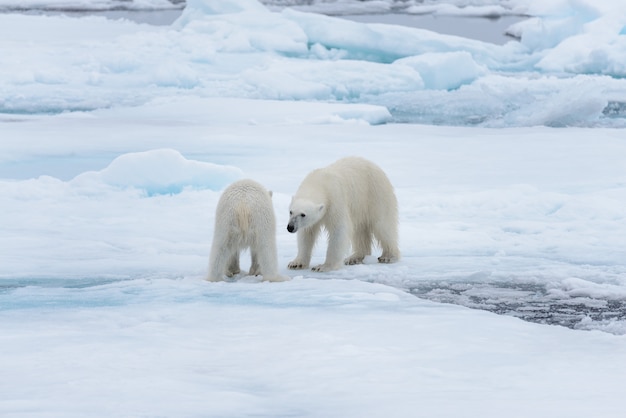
[251,223,289,282]
[255,242,289,282]
[374,221,400,263]
[248,250,260,276]
[227,250,241,277]
[207,239,238,281]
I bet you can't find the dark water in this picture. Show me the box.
[4,276,624,333]
[10,8,524,45]
[343,14,524,45]
[410,281,626,333]
[13,8,183,25]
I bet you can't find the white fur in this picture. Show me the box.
[287,157,400,272]
[207,179,288,282]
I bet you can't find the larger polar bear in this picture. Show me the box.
[287,156,400,272]
[207,179,288,282]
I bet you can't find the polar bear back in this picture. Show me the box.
[297,156,398,224]
[215,179,275,247]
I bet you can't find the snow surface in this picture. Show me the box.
[1,0,626,416]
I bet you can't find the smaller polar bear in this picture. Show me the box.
[207,179,288,282]
[287,156,400,272]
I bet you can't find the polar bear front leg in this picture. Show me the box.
[313,224,350,272]
[288,224,320,269]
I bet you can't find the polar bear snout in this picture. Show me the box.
[288,201,324,234]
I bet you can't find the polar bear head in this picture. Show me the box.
[287,198,325,233]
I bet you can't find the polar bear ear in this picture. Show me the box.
[268,190,273,199]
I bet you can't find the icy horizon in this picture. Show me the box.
[0,1,531,15]
[2,0,626,127]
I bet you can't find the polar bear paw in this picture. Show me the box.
[378,255,397,264]
[311,263,341,272]
[225,268,240,277]
[288,260,307,270]
[344,254,365,265]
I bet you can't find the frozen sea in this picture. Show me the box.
[1,0,626,417]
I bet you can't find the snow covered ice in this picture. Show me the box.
[1,0,626,416]
[2,0,626,126]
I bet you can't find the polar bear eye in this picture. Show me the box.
[301,214,306,218]
[289,211,293,215]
